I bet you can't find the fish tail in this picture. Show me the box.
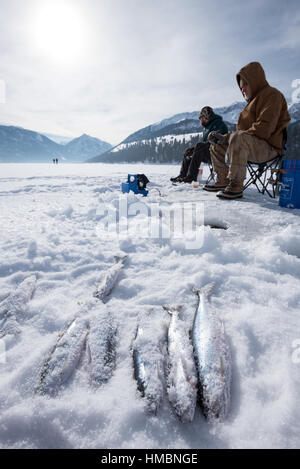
[163,306,175,316]
[193,282,215,299]
[114,254,128,264]
[163,305,182,317]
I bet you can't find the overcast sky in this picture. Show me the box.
[0,0,299,144]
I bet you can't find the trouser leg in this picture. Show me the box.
[179,155,192,178]
[209,142,229,181]
[187,142,210,179]
[228,131,278,181]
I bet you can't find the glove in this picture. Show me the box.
[184,147,195,158]
[208,131,228,146]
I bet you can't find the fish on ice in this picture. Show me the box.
[0,275,37,338]
[94,256,128,301]
[164,306,198,423]
[37,317,89,396]
[87,304,118,387]
[132,312,165,415]
[192,283,232,421]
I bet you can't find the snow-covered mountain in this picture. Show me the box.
[286,119,300,158]
[122,102,245,145]
[41,133,74,145]
[88,102,243,164]
[288,101,300,122]
[213,101,246,125]
[0,125,112,163]
[89,100,300,164]
[62,134,112,162]
[148,101,244,135]
[0,126,61,163]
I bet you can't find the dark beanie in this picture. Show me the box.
[199,106,213,120]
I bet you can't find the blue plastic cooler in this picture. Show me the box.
[279,159,300,209]
[121,174,149,197]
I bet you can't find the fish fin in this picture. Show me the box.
[86,341,92,364]
[141,307,156,318]
[163,305,183,317]
[193,282,215,299]
[163,306,172,316]
[133,324,143,342]
[114,254,128,264]
[93,290,104,300]
[27,274,37,283]
[220,356,225,376]
[202,282,215,299]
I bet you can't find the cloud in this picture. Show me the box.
[0,0,299,144]
[276,10,300,49]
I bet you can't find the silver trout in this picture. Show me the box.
[132,321,165,415]
[165,306,198,422]
[94,256,128,301]
[38,317,89,396]
[87,304,117,387]
[0,275,37,338]
[192,283,231,421]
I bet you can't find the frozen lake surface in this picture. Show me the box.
[0,163,299,449]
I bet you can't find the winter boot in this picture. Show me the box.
[170,175,184,183]
[203,174,229,192]
[217,180,244,199]
[183,175,196,183]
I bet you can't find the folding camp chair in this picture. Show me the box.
[244,128,288,198]
[205,164,215,185]
[205,129,288,198]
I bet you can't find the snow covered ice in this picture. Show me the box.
[0,163,299,449]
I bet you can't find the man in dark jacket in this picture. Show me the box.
[170,106,228,183]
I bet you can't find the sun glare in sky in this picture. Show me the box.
[32,2,88,64]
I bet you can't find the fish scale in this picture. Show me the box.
[192,284,232,421]
[165,307,198,422]
[132,319,165,415]
[37,255,127,396]
[88,304,118,387]
[0,275,37,338]
[38,317,89,396]
[94,256,127,301]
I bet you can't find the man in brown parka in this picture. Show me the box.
[203,62,291,199]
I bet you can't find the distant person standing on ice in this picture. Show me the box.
[204,62,291,199]
[170,107,228,184]
[56,158,59,164]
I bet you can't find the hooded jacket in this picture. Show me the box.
[202,112,228,143]
[236,62,290,151]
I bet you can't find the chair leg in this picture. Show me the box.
[244,156,282,199]
[205,165,215,185]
